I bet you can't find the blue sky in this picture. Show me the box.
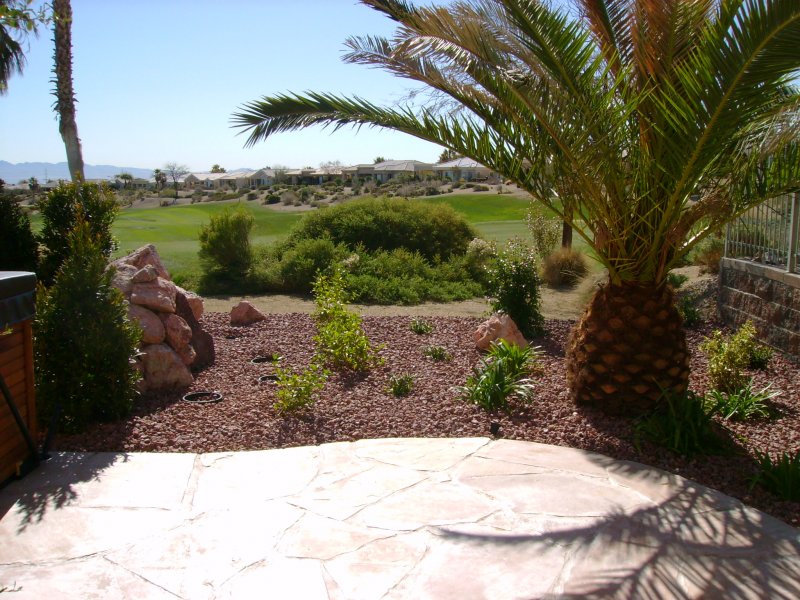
[0,0,449,172]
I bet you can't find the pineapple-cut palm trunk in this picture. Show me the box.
[566,280,689,414]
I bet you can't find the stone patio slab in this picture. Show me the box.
[1,438,798,599]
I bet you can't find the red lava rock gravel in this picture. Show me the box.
[55,313,800,527]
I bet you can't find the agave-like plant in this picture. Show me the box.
[233,0,800,415]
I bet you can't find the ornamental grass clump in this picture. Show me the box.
[750,450,800,502]
[457,340,540,412]
[707,382,778,422]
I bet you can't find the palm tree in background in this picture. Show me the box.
[233,0,800,415]
[0,0,44,94]
[52,0,84,180]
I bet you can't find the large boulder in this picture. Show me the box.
[138,343,193,391]
[160,313,192,352]
[230,301,267,326]
[131,278,177,313]
[176,291,215,370]
[176,286,204,320]
[474,313,528,351]
[128,304,165,345]
[117,244,170,280]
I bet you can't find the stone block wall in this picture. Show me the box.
[718,258,800,358]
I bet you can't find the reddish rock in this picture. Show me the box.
[138,343,193,391]
[117,244,170,279]
[176,291,214,370]
[132,264,159,283]
[474,314,528,351]
[131,278,177,313]
[230,301,267,326]
[128,304,165,344]
[176,285,204,320]
[176,344,197,367]
[160,313,192,351]
[110,263,138,297]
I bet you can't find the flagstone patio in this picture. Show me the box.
[1,438,798,599]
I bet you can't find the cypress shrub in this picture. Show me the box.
[0,193,38,272]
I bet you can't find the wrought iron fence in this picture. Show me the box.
[725,193,800,274]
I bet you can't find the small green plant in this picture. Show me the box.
[273,362,328,413]
[707,382,778,421]
[312,268,383,371]
[748,343,773,370]
[667,272,689,289]
[701,322,762,394]
[387,374,414,397]
[677,294,701,327]
[487,238,544,337]
[410,318,433,335]
[750,450,800,501]
[423,345,452,361]
[456,341,539,411]
[692,234,724,274]
[634,390,726,458]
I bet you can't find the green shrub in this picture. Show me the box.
[37,182,118,285]
[312,268,383,371]
[410,318,433,335]
[748,342,773,370]
[285,197,477,261]
[692,234,724,274]
[198,205,254,279]
[34,219,141,434]
[700,321,762,394]
[0,194,38,272]
[423,345,451,361]
[707,382,778,421]
[750,450,800,501]
[457,340,538,411]
[272,238,348,293]
[487,238,544,337]
[541,247,588,287]
[677,293,702,327]
[273,362,328,414]
[666,272,689,289]
[387,374,414,397]
[525,211,560,261]
[634,390,726,458]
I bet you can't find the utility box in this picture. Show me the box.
[0,271,37,482]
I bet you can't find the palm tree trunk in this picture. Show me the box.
[561,221,573,248]
[53,0,84,181]
[566,280,690,415]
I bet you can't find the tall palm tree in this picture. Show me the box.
[0,0,43,94]
[52,0,84,181]
[233,0,800,415]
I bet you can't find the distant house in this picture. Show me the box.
[431,158,496,182]
[342,160,433,183]
[216,169,258,190]
[285,167,342,186]
[183,172,226,189]
[249,168,275,187]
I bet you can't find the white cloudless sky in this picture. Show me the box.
[0,0,452,172]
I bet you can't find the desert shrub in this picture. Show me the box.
[37,181,118,284]
[526,211,560,261]
[35,220,141,434]
[750,450,800,501]
[247,191,258,201]
[387,374,414,397]
[541,247,588,287]
[464,237,496,282]
[0,194,38,272]
[457,340,538,412]
[701,321,764,393]
[198,205,254,281]
[634,390,727,458]
[271,238,348,293]
[487,238,544,337]
[285,197,477,261]
[473,184,490,192]
[707,382,778,421]
[264,194,280,204]
[281,190,299,205]
[273,362,328,414]
[410,318,433,335]
[667,272,689,289]
[692,234,724,274]
[677,294,702,328]
[423,345,451,361]
[312,268,383,371]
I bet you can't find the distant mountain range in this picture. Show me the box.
[0,161,155,183]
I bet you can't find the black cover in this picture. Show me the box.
[0,271,36,328]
